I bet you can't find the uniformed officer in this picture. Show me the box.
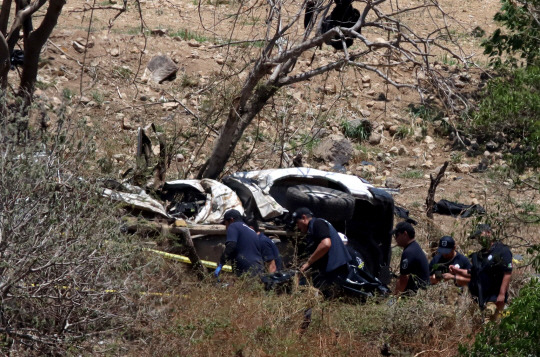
[429,235,472,285]
[214,210,264,277]
[293,207,351,297]
[393,221,429,295]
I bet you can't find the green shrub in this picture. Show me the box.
[469,65,540,172]
[459,279,540,356]
[340,120,371,141]
[482,0,540,67]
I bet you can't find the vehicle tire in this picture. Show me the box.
[285,184,355,221]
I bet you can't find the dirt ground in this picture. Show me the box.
[23,0,539,255]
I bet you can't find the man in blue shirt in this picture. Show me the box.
[393,221,429,294]
[429,235,471,286]
[293,207,351,296]
[215,210,264,277]
[247,219,283,273]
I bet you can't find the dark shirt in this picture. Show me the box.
[225,221,264,276]
[259,233,283,271]
[400,240,430,293]
[307,218,351,273]
[470,242,513,303]
[429,252,472,273]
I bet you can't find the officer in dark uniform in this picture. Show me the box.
[393,221,429,294]
[292,207,351,297]
[429,235,471,285]
[450,224,513,322]
[247,219,283,273]
[214,210,264,277]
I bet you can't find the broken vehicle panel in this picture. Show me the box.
[161,178,244,224]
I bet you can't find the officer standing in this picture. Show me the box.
[214,210,264,278]
[393,221,430,295]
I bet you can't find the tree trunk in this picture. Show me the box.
[19,0,65,105]
[0,0,12,36]
[197,81,280,179]
[0,34,9,90]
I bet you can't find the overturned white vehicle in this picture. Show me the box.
[105,168,394,284]
[156,168,394,283]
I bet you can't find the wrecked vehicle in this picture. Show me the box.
[105,168,394,284]
[223,168,394,283]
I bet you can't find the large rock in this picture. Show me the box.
[313,134,354,166]
[142,55,178,84]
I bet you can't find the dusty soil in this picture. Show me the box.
[25,0,539,257]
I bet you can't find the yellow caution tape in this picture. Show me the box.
[145,248,232,272]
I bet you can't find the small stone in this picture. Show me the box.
[163,102,179,110]
[360,109,371,117]
[72,41,85,53]
[363,165,377,173]
[398,146,408,155]
[110,48,120,57]
[455,80,466,88]
[385,178,401,189]
[422,160,434,169]
[79,96,91,104]
[188,40,201,47]
[175,153,185,162]
[388,125,398,135]
[455,163,471,173]
[389,146,399,155]
[424,136,434,144]
[484,151,491,157]
[368,133,381,145]
[373,175,385,185]
[486,140,498,152]
[408,161,417,168]
[361,76,371,83]
[323,85,336,94]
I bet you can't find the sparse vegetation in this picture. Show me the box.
[399,169,424,179]
[340,119,371,141]
[62,87,75,100]
[394,125,413,139]
[113,65,133,80]
[91,90,104,106]
[468,65,540,172]
[169,28,209,42]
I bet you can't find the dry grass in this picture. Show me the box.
[120,271,485,356]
